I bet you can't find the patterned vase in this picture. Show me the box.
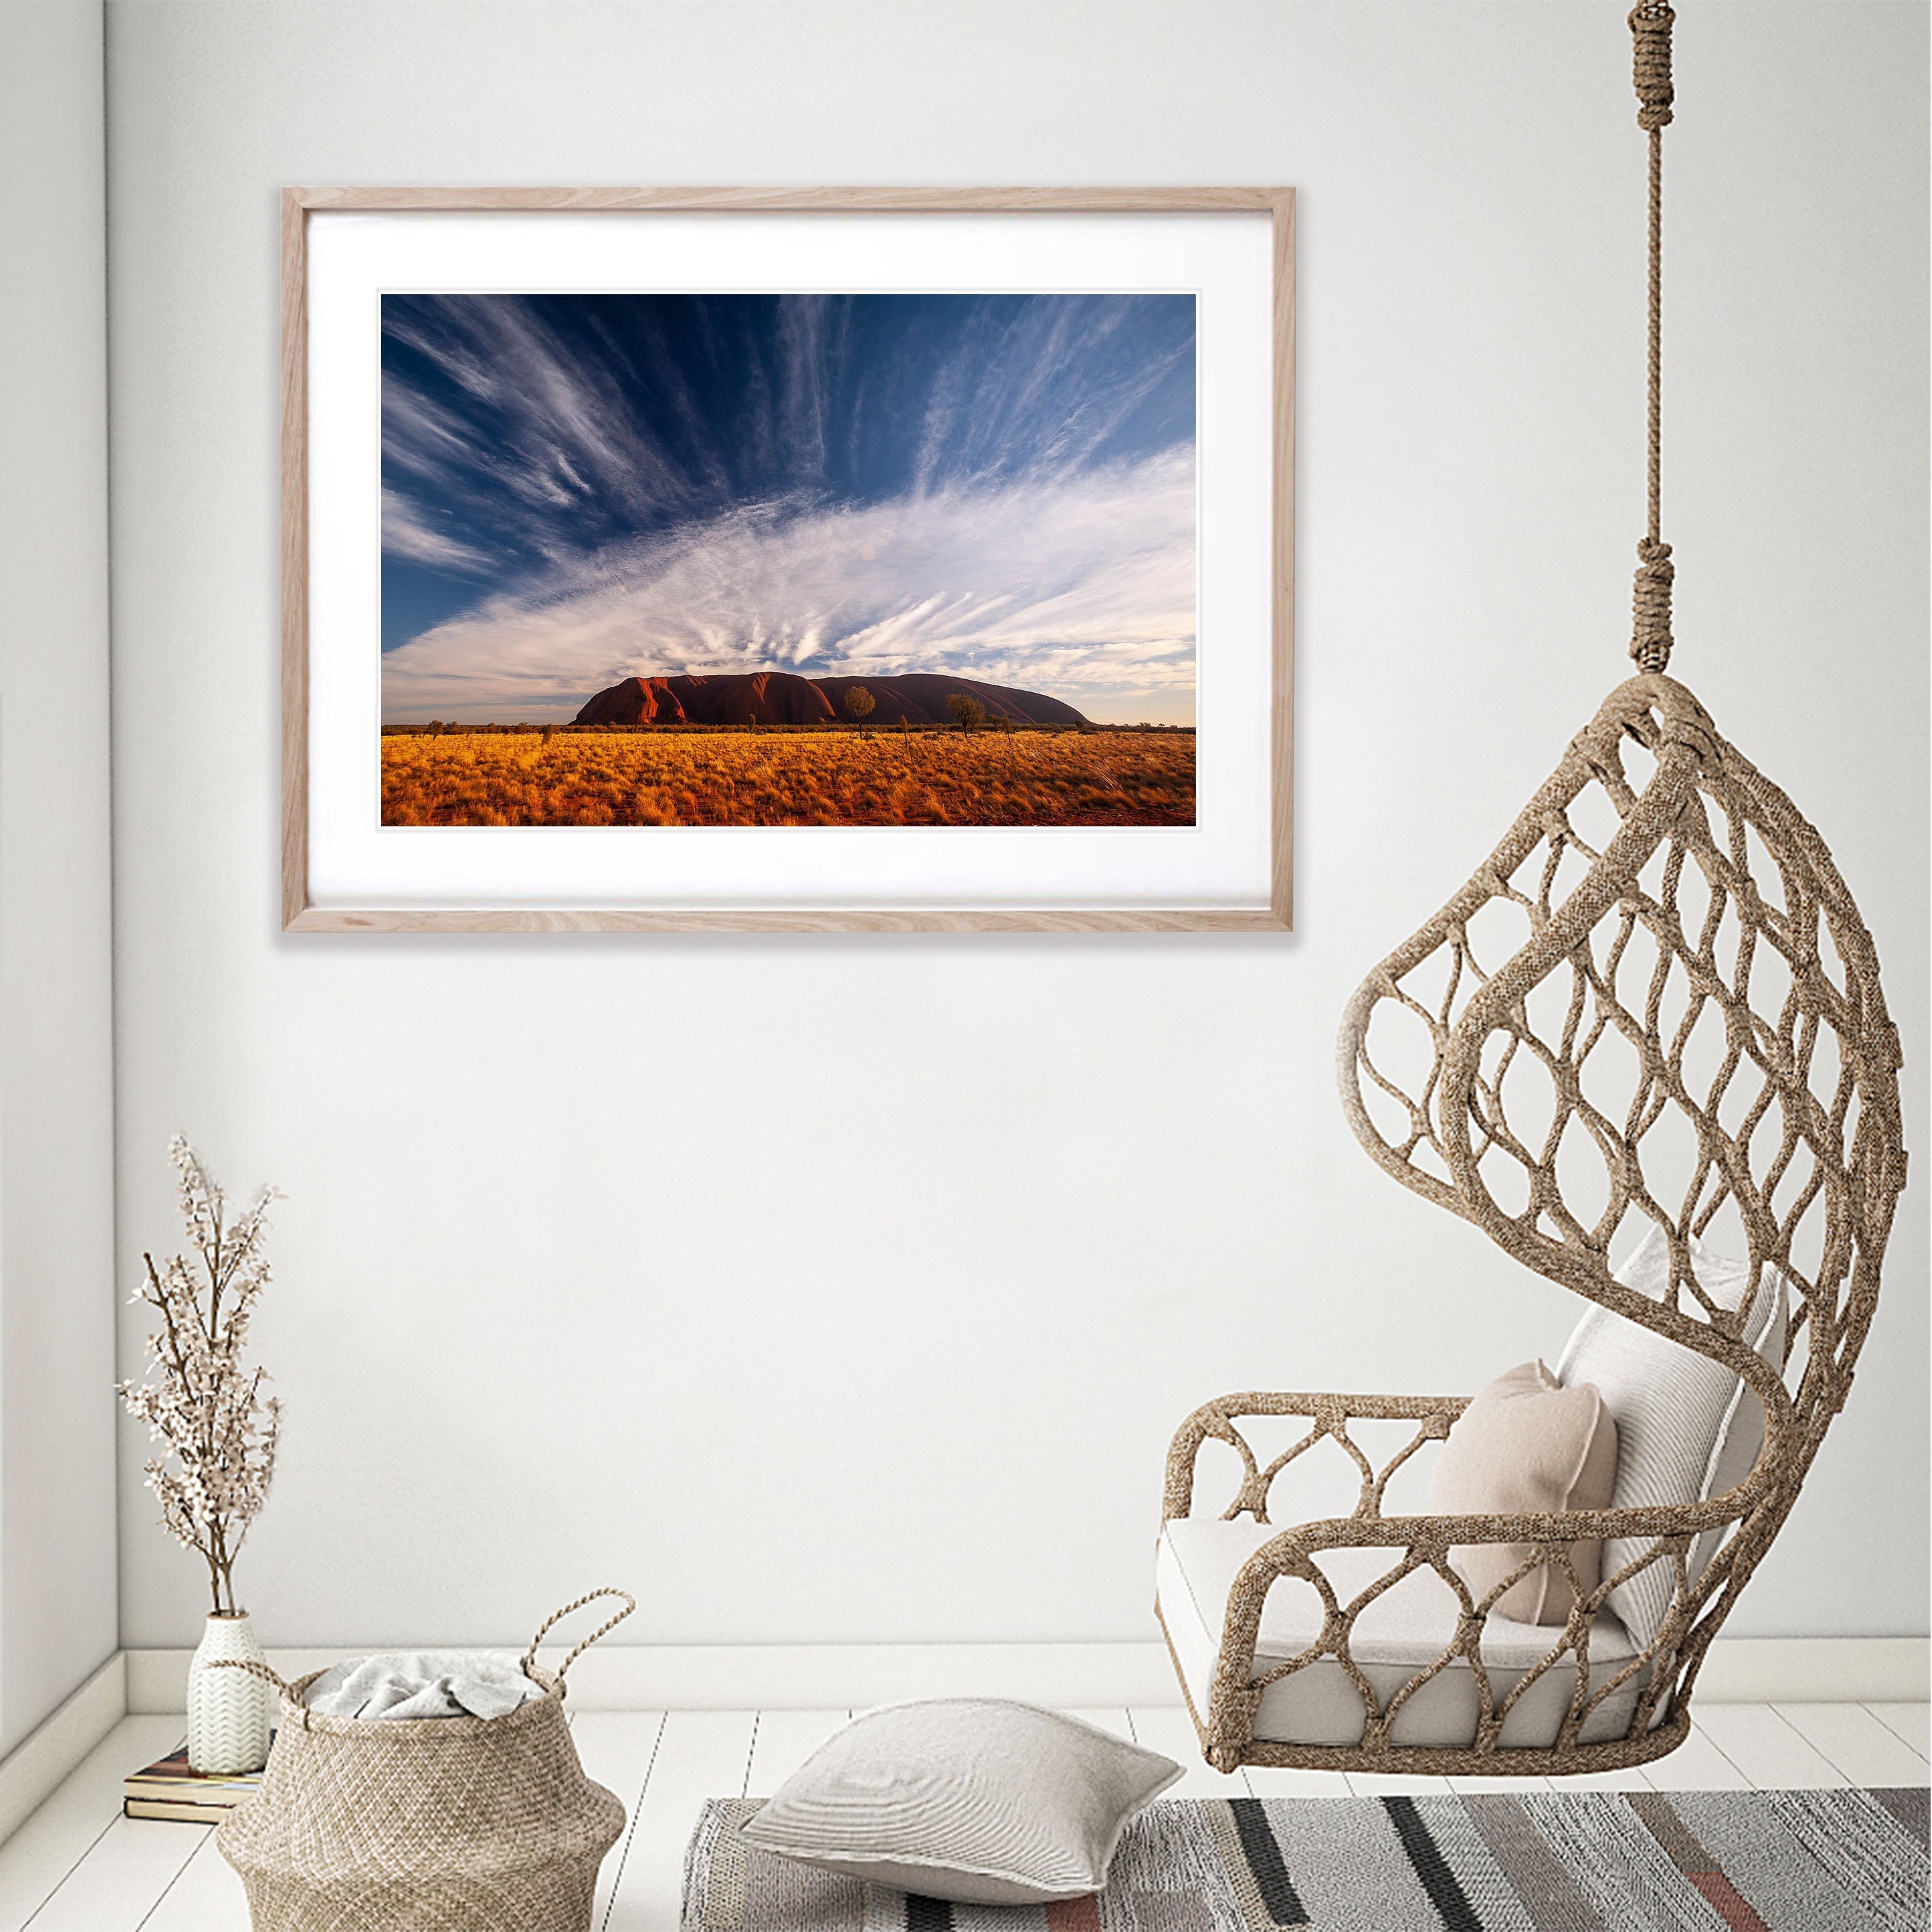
[188,1611,274,1775]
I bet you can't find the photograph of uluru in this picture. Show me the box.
[380,291,1196,827]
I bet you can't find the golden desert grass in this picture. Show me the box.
[382,729,1194,828]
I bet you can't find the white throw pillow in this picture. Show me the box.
[1556,1224,1788,1649]
[737,1699,1181,1905]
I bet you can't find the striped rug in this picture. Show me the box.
[682,1788,1928,1931]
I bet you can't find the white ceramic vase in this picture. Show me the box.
[186,1611,273,1775]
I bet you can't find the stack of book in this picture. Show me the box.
[123,1744,268,1824]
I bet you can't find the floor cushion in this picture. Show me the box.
[737,1699,1181,1904]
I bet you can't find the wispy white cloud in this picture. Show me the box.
[382,449,1195,722]
[913,298,1188,493]
[383,294,1194,580]
[777,294,837,483]
[381,296,704,562]
[380,489,496,573]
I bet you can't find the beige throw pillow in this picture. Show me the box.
[1426,1359,1619,1625]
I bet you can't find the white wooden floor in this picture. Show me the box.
[0,1702,1923,1931]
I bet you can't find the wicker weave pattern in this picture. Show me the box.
[217,1595,633,1931]
[219,1668,624,1931]
[1163,677,1905,1776]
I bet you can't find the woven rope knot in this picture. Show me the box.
[1630,538,1674,671]
[1630,1,1675,130]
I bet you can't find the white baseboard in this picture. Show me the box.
[1690,1637,1928,1704]
[123,1634,1927,1716]
[0,1654,126,1844]
[0,1634,1915,1843]
[125,1647,343,1718]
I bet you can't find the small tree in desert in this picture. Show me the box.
[119,1137,283,1616]
[946,692,986,732]
[843,684,876,725]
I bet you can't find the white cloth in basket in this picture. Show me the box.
[304,1652,546,1721]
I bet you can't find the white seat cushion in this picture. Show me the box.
[1156,1516,1647,1751]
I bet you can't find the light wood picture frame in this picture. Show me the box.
[282,187,1293,931]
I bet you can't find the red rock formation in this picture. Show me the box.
[573,670,1090,729]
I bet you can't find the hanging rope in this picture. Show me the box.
[1629,0,1675,672]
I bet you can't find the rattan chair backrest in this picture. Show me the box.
[1339,672,1906,1628]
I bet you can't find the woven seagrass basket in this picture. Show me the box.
[214,1590,632,1932]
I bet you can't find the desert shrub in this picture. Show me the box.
[382,728,1192,829]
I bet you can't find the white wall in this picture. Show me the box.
[0,1,119,1750]
[107,1,1927,1654]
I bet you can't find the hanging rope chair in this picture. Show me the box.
[1155,3,1906,1777]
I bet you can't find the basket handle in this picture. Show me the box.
[521,1588,635,1692]
[205,1657,297,1698]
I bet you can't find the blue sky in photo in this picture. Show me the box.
[380,292,1198,724]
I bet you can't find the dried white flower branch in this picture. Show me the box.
[119,1135,283,1617]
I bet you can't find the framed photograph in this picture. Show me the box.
[283,188,1293,931]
